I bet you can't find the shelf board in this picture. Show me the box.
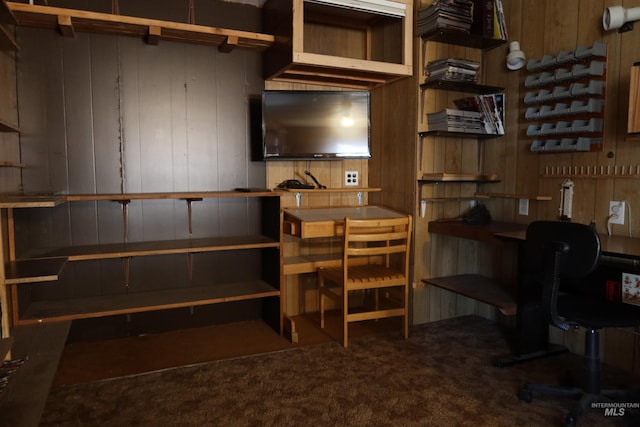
[7,2,274,52]
[428,220,527,245]
[421,274,516,316]
[0,160,25,168]
[419,173,500,183]
[420,29,507,51]
[17,280,280,325]
[4,258,67,285]
[24,235,280,261]
[0,195,65,208]
[419,130,502,138]
[276,187,381,193]
[474,192,552,201]
[420,80,504,94]
[64,190,279,201]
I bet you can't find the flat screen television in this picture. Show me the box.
[259,90,371,160]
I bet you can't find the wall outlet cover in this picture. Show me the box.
[345,171,358,186]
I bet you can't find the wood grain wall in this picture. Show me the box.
[0,29,20,194]
[404,0,640,374]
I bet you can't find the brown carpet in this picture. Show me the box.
[41,315,639,426]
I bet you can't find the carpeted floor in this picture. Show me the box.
[41,315,639,426]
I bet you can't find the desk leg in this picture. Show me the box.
[493,240,568,367]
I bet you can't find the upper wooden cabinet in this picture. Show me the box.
[262,0,413,89]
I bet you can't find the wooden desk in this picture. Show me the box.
[284,206,406,239]
[282,205,407,342]
[497,229,640,259]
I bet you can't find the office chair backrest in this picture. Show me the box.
[524,221,601,330]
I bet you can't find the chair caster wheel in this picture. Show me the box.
[517,388,533,403]
[564,414,577,426]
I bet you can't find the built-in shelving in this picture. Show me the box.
[2,191,283,333]
[6,2,274,52]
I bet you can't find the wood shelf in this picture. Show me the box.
[0,160,25,168]
[428,220,527,245]
[24,235,280,262]
[419,130,502,138]
[420,29,507,51]
[419,173,500,183]
[0,191,279,208]
[276,187,381,193]
[7,2,274,52]
[422,274,516,316]
[283,253,341,275]
[474,192,552,201]
[17,280,279,325]
[4,258,67,285]
[420,80,504,94]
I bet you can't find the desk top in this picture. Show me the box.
[496,230,640,260]
[285,206,405,222]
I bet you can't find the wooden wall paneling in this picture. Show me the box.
[90,35,122,195]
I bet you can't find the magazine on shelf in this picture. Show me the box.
[426,108,486,134]
[454,93,505,135]
[417,0,474,36]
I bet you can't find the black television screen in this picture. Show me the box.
[261,90,371,160]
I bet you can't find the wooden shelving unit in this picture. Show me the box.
[1,191,283,333]
[6,2,274,52]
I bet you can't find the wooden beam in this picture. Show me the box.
[218,35,238,53]
[56,14,73,37]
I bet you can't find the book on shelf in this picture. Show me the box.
[454,93,505,135]
[468,0,508,40]
[417,0,474,36]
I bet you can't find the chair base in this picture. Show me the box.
[518,383,640,425]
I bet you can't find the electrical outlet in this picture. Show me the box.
[345,171,358,186]
[519,198,529,216]
[609,201,625,225]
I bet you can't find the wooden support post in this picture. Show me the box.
[57,15,74,37]
[147,25,161,45]
[218,35,238,53]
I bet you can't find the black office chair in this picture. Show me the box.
[517,221,640,426]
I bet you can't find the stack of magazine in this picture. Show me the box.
[417,0,474,36]
[424,58,480,84]
[427,93,505,135]
[426,109,486,134]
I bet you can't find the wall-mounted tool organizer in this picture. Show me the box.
[523,41,607,153]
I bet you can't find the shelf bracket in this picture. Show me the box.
[357,191,364,205]
[219,35,238,53]
[147,25,161,45]
[183,198,203,234]
[57,15,74,37]
[115,200,131,242]
[295,192,302,207]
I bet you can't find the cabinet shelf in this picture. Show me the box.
[18,280,280,325]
